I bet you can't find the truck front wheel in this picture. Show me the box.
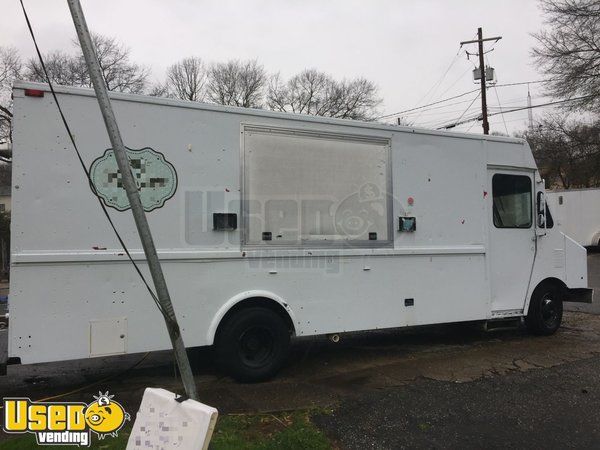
[526,283,563,335]
[214,307,290,382]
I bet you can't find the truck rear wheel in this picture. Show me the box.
[526,283,563,335]
[214,307,290,382]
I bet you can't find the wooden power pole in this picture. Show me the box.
[460,28,502,135]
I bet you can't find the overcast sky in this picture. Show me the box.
[3,0,552,134]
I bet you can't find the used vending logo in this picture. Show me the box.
[2,391,130,446]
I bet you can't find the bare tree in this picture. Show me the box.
[267,70,331,115]
[532,0,600,110]
[25,50,86,87]
[266,69,381,120]
[0,163,11,186]
[165,57,207,101]
[333,77,381,120]
[25,33,149,94]
[83,34,149,93]
[519,114,600,188]
[207,60,266,108]
[147,82,170,98]
[0,46,22,143]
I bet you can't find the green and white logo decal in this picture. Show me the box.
[90,147,177,212]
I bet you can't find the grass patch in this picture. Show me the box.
[0,410,331,449]
[211,410,331,450]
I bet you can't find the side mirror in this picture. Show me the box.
[537,213,545,228]
[536,191,547,234]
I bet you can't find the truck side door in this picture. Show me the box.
[488,170,536,314]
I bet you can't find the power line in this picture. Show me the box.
[485,51,508,135]
[411,47,465,124]
[437,95,594,129]
[377,88,479,119]
[405,95,545,128]
[405,106,483,118]
[494,79,552,88]
[400,98,481,116]
[493,85,509,135]
[378,78,553,121]
[412,92,548,125]
[453,115,531,132]
[405,95,534,118]
[405,95,536,125]
[436,66,474,99]
[411,51,462,107]
[489,116,534,125]
[443,91,481,129]
[465,117,479,133]
[488,96,594,117]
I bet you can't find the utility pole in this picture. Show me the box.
[477,28,489,135]
[66,0,198,400]
[460,27,502,135]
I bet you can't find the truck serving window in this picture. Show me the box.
[243,127,392,247]
[492,174,532,228]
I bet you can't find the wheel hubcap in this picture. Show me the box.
[541,293,559,327]
[238,326,274,368]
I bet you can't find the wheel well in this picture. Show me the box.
[529,277,567,308]
[216,297,295,339]
[535,277,567,292]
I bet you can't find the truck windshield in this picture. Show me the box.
[492,174,532,228]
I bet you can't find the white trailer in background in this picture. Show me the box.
[3,81,593,381]
[547,188,600,247]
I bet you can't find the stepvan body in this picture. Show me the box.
[5,81,592,367]
[547,188,600,247]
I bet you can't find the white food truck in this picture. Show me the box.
[4,81,593,381]
[547,188,600,247]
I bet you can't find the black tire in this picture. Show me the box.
[214,307,290,382]
[526,283,563,335]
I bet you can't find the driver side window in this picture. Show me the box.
[492,174,532,228]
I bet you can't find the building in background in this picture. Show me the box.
[0,186,10,212]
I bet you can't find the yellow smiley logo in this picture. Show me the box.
[84,392,130,439]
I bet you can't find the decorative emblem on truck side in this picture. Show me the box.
[90,147,177,212]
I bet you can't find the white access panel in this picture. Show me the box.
[89,317,127,357]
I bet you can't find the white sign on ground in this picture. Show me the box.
[127,388,218,450]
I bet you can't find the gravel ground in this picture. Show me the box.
[314,356,600,449]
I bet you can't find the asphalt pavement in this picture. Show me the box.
[314,356,600,449]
